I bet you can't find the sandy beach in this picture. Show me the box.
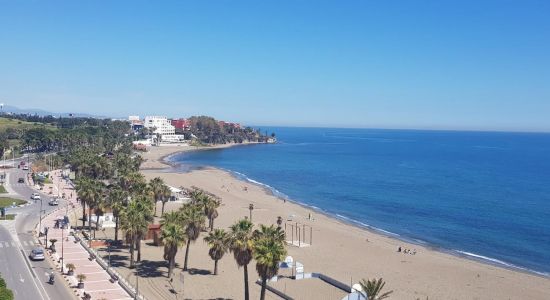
[105,145,550,300]
[139,142,262,170]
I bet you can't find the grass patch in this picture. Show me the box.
[1,214,16,220]
[0,197,26,208]
[0,117,56,131]
[0,185,6,193]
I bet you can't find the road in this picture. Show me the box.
[0,159,75,300]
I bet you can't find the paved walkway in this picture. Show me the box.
[39,170,134,300]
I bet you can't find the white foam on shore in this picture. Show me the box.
[230,170,550,278]
[229,170,291,201]
[455,251,549,277]
[335,214,401,237]
[168,159,550,278]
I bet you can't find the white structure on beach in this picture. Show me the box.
[89,213,116,229]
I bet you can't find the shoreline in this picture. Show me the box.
[189,164,550,279]
[139,141,264,170]
[159,146,550,278]
[139,145,550,299]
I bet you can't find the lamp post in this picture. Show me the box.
[101,229,111,268]
[248,203,254,222]
[61,222,64,273]
[38,198,44,235]
[135,260,139,300]
[44,226,49,248]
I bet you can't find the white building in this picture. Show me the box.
[144,116,176,136]
[144,116,186,143]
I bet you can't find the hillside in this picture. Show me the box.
[0,117,56,131]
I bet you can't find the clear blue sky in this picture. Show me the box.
[1,1,549,131]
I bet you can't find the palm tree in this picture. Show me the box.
[106,186,128,242]
[204,197,220,231]
[120,196,152,268]
[149,177,164,216]
[77,179,103,236]
[160,211,181,227]
[359,278,393,300]
[160,184,172,217]
[180,204,205,271]
[230,219,255,300]
[253,225,287,300]
[203,229,231,275]
[160,220,186,278]
[135,197,154,262]
[188,189,205,204]
[75,178,91,229]
[253,224,285,243]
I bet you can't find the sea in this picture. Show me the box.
[167,127,550,276]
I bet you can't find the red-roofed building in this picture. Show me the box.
[171,119,191,131]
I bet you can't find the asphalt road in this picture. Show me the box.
[0,159,75,300]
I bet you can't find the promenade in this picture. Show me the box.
[39,170,134,300]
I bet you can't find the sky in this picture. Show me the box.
[1,1,550,131]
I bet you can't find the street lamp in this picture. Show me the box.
[168,271,185,300]
[44,226,49,248]
[134,260,140,300]
[61,221,64,273]
[101,229,111,268]
[38,198,44,235]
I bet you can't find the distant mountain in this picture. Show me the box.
[0,104,108,118]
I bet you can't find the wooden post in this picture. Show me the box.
[295,222,298,245]
[291,224,294,245]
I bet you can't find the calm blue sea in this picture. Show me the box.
[168,127,550,276]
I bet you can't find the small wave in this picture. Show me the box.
[455,251,549,277]
[227,170,291,200]
[456,251,512,266]
[335,214,401,237]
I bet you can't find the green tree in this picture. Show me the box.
[120,196,152,268]
[203,228,231,275]
[106,186,128,242]
[204,197,220,231]
[149,177,164,216]
[160,214,186,278]
[359,278,393,300]
[159,184,172,217]
[230,219,255,300]
[253,225,287,300]
[180,204,206,271]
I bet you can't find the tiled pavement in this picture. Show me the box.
[39,170,134,300]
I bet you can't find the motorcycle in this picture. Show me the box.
[48,274,55,285]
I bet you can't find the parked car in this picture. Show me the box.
[22,165,29,170]
[18,177,25,183]
[29,247,45,261]
[48,198,59,206]
[31,193,41,200]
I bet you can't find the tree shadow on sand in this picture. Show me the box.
[187,268,212,276]
[104,254,129,268]
[136,260,166,278]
